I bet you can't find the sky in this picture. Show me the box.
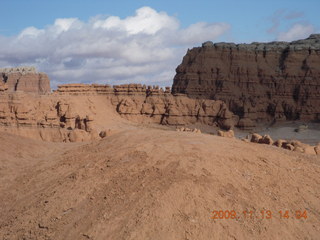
[0,0,319,88]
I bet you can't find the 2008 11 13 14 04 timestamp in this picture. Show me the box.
[211,210,307,220]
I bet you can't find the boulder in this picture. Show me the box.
[281,142,294,151]
[273,139,286,148]
[99,129,113,138]
[217,129,234,138]
[250,133,262,143]
[258,135,273,145]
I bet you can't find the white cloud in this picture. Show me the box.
[277,23,314,41]
[178,22,231,45]
[18,27,44,39]
[0,6,230,89]
[93,7,179,35]
[51,18,82,36]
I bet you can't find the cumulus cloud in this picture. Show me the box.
[277,23,314,41]
[0,6,230,88]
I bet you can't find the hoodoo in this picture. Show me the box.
[172,34,320,128]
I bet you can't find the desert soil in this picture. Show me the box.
[0,126,320,240]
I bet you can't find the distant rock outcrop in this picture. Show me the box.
[56,83,236,129]
[56,83,171,96]
[111,94,235,129]
[0,81,236,142]
[0,66,51,94]
[172,34,320,128]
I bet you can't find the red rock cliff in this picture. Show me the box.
[172,34,320,128]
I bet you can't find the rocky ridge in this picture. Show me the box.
[172,34,320,128]
[56,83,171,95]
[57,83,235,128]
[0,82,235,142]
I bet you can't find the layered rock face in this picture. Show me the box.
[0,82,236,141]
[0,92,98,142]
[56,83,235,129]
[112,94,234,129]
[0,67,51,94]
[172,34,320,128]
[56,83,171,95]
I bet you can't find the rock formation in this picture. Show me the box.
[56,83,236,129]
[0,66,51,94]
[112,94,235,129]
[217,129,235,138]
[248,133,318,155]
[56,83,113,94]
[0,92,98,142]
[56,83,171,96]
[0,78,237,142]
[172,34,320,128]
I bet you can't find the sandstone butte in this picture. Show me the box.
[0,66,51,93]
[172,34,320,129]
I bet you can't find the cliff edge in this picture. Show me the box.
[172,34,320,128]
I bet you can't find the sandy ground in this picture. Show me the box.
[0,127,319,240]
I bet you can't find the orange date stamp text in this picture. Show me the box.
[211,210,307,220]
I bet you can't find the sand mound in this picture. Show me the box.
[0,129,319,239]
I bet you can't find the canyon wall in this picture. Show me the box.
[57,83,235,129]
[0,83,235,141]
[0,67,51,94]
[172,34,320,128]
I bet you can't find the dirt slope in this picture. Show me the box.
[0,129,319,240]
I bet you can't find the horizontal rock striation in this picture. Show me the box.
[0,82,236,141]
[112,94,235,129]
[0,92,98,142]
[56,83,171,96]
[56,83,235,129]
[172,34,320,128]
[56,83,114,94]
[0,66,51,94]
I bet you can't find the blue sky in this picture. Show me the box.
[0,0,319,88]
